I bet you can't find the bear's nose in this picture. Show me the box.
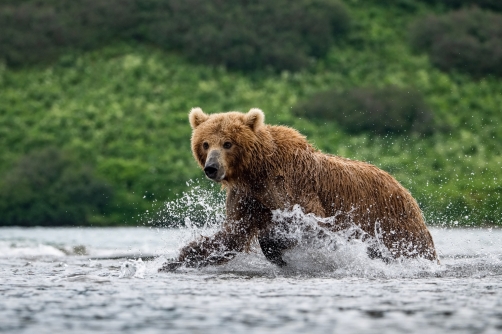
[204,165,218,179]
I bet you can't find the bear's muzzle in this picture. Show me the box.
[204,150,224,181]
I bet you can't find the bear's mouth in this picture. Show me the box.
[204,169,225,182]
[213,173,226,182]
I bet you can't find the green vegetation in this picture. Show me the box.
[0,0,137,66]
[292,86,434,135]
[410,8,502,77]
[0,148,113,226]
[0,0,501,226]
[419,0,502,11]
[145,0,350,72]
[0,0,350,71]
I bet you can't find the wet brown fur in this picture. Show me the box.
[160,108,438,270]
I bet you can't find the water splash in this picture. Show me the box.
[119,258,145,279]
[215,205,441,278]
[150,179,225,230]
[153,186,448,277]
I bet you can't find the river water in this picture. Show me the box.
[0,226,501,334]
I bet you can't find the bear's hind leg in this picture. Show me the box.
[258,227,297,267]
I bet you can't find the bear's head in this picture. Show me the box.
[189,107,267,184]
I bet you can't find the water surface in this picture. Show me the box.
[0,227,501,334]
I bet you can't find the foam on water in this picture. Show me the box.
[119,258,146,278]
[0,241,66,258]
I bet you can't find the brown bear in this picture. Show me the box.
[160,108,438,271]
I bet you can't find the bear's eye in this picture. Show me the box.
[223,142,232,149]
[202,142,209,150]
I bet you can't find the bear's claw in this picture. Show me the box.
[158,260,183,272]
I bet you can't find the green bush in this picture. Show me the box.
[0,0,350,71]
[0,148,114,226]
[0,0,137,66]
[144,0,350,71]
[418,0,502,12]
[292,86,434,136]
[410,8,502,77]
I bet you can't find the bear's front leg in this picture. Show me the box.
[159,232,242,272]
[159,221,254,272]
[159,189,267,272]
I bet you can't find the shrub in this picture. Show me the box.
[0,0,137,66]
[0,0,350,71]
[0,148,114,226]
[292,86,434,136]
[418,0,502,12]
[144,0,350,71]
[409,8,502,77]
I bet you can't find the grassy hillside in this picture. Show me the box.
[1,0,501,226]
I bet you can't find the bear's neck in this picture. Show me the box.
[241,125,318,185]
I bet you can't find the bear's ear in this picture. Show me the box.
[189,107,209,129]
[244,108,265,131]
